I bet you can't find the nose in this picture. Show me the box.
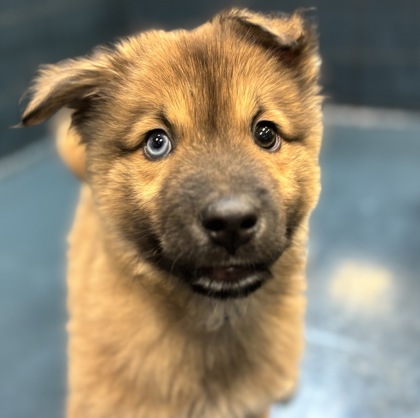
[200,196,259,254]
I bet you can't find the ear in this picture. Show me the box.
[219,8,321,84]
[19,46,116,127]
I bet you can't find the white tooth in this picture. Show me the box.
[196,277,209,286]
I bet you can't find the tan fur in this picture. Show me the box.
[53,109,86,180]
[20,8,323,418]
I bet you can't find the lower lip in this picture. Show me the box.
[190,265,271,298]
[200,266,259,282]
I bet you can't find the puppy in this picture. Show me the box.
[20,8,322,418]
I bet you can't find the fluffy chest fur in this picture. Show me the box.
[66,186,306,418]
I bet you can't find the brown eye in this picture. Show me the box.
[253,121,281,151]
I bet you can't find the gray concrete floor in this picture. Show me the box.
[1,107,419,418]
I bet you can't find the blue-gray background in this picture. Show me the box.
[1,1,419,418]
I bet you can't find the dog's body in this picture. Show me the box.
[20,9,322,418]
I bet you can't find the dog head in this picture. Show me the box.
[20,9,322,299]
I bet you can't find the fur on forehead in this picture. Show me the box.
[19,8,320,128]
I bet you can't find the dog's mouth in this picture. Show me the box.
[189,264,271,299]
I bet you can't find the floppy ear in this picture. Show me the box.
[219,8,321,84]
[19,46,116,128]
[18,47,117,180]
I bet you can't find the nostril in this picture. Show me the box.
[203,217,226,232]
[240,214,257,230]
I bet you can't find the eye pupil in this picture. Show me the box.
[256,126,274,143]
[151,135,164,149]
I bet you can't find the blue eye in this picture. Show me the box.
[144,130,173,160]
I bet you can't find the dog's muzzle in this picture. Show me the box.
[179,194,276,299]
[141,167,286,299]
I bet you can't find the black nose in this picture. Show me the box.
[201,196,259,254]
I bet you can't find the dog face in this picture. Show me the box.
[21,9,322,299]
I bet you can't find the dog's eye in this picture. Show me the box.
[253,122,281,151]
[144,130,173,160]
